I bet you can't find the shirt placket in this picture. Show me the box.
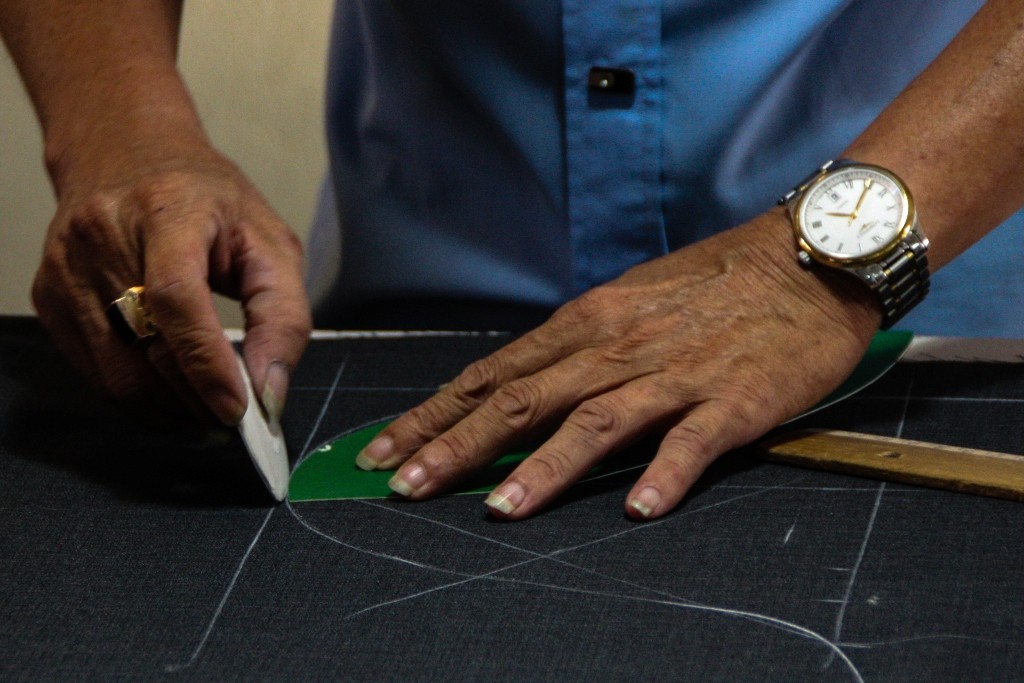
[562,0,666,294]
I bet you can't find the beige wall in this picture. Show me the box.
[0,1,333,325]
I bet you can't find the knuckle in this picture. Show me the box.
[719,393,759,428]
[133,173,222,241]
[550,285,641,344]
[38,231,83,280]
[661,420,715,463]
[144,236,207,299]
[591,341,637,368]
[488,380,543,430]
[172,332,214,369]
[528,446,577,484]
[133,172,189,216]
[401,398,455,436]
[75,192,116,223]
[67,193,119,244]
[247,225,308,273]
[30,270,61,313]
[236,217,306,278]
[452,355,505,401]
[420,431,477,470]
[554,287,609,327]
[566,396,625,442]
[145,273,199,313]
[720,376,775,427]
[276,226,305,261]
[154,325,218,375]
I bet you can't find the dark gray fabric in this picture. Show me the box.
[2,317,1023,681]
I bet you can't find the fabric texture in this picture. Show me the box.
[306,0,1022,337]
[3,317,1024,681]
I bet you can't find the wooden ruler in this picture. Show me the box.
[757,429,1024,502]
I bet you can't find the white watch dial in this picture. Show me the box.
[798,166,910,262]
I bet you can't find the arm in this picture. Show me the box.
[844,0,1024,270]
[355,0,1024,519]
[0,1,194,184]
[0,1,311,426]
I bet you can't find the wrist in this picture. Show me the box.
[745,208,885,341]
[42,72,208,193]
[45,109,210,197]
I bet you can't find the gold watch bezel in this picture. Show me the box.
[792,163,916,269]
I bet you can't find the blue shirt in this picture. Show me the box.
[306,0,1023,337]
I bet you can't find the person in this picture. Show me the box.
[2,1,1023,521]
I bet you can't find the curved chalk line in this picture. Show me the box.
[287,478,864,682]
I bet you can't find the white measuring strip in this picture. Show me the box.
[224,328,507,342]
[904,336,1024,363]
[224,329,1024,363]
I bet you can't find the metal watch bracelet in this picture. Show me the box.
[853,225,929,330]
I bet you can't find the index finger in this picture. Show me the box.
[143,210,246,426]
[234,209,312,424]
[355,319,581,471]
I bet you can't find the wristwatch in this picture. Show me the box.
[779,159,930,329]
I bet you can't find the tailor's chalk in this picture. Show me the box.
[235,351,289,501]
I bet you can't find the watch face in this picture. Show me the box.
[797,165,912,263]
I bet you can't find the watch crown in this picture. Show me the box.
[797,251,813,268]
[861,265,885,285]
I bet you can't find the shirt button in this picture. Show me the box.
[587,66,636,94]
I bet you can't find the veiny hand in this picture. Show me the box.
[355,210,882,520]
[32,131,311,428]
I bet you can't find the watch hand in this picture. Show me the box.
[849,178,873,221]
[825,212,853,218]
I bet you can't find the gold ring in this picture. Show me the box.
[108,286,158,343]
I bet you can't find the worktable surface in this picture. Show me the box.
[3,317,1023,682]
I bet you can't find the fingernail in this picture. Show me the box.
[388,463,427,497]
[485,481,526,516]
[628,486,662,519]
[261,360,290,428]
[355,435,394,471]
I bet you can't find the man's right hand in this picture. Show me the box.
[1,0,312,428]
[33,137,312,428]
